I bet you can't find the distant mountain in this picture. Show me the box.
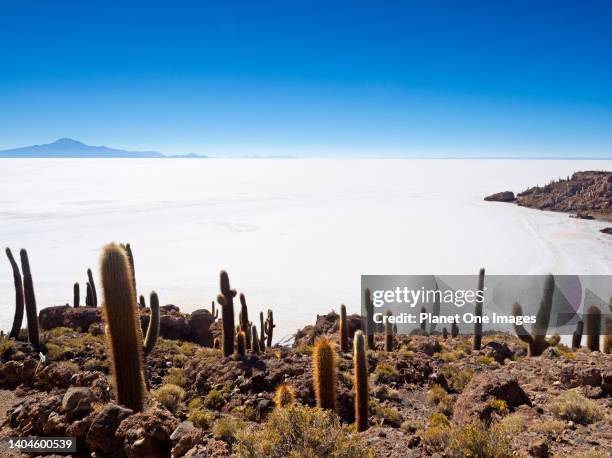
[0,138,206,158]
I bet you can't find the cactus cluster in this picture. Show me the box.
[100,243,146,412]
[512,274,554,356]
[5,248,24,339]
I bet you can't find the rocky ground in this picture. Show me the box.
[484,171,612,222]
[0,307,610,457]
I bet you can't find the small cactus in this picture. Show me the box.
[139,295,146,309]
[73,282,80,308]
[384,310,393,352]
[274,383,296,408]
[353,330,369,432]
[571,320,583,349]
[217,270,236,357]
[100,243,146,412]
[239,293,252,350]
[264,309,275,348]
[5,248,24,339]
[236,330,246,358]
[586,305,601,352]
[20,249,40,350]
[473,268,485,351]
[339,304,349,353]
[313,337,336,410]
[251,325,260,354]
[87,268,98,307]
[512,274,554,356]
[451,321,459,338]
[211,301,219,320]
[364,288,375,349]
[144,291,160,355]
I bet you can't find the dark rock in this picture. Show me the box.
[86,403,134,454]
[116,405,179,458]
[482,341,513,364]
[188,309,215,346]
[529,440,549,457]
[484,191,515,202]
[454,370,531,425]
[39,305,101,331]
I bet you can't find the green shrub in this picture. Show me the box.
[234,405,374,457]
[530,419,565,435]
[448,421,511,458]
[427,384,454,415]
[84,358,107,372]
[188,397,204,411]
[549,390,604,425]
[429,412,449,427]
[172,353,189,367]
[441,366,474,393]
[372,362,401,383]
[497,412,527,434]
[188,410,216,429]
[401,418,425,433]
[152,384,186,412]
[163,367,186,387]
[369,400,402,427]
[420,425,449,453]
[205,386,229,410]
[487,399,509,416]
[213,416,246,443]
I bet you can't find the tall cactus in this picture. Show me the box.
[353,330,369,432]
[473,268,485,350]
[20,249,40,350]
[420,306,427,334]
[85,282,93,307]
[442,327,448,339]
[144,291,160,355]
[571,320,583,349]
[384,310,393,352]
[259,311,265,351]
[217,270,236,357]
[313,337,336,410]
[451,321,459,338]
[586,305,601,352]
[512,274,554,356]
[87,268,98,307]
[100,243,146,412]
[236,330,246,359]
[339,304,349,353]
[251,325,260,354]
[5,248,24,339]
[364,288,375,349]
[239,293,252,350]
[264,309,275,348]
[73,282,80,308]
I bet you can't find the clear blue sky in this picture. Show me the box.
[1,1,611,157]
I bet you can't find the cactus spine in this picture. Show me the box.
[73,282,80,308]
[20,249,40,350]
[364,288,375,349]
[217,270,236,357]
[100,243,146,412]
[236,330,246,358]
[87,268,98,307]
[274,383,296,408]
[264,309,275,348]
[259,311,266,351]
[313,337,336,410]
[353,330,369,432]
[473,268,485,350]
[586,305,601,352]
[339,304,349,353]
[512,274,554,356]
[251,325,261,354]
[451,321,459,338]
[384,310,393,352]
[571,320,583,349]
[144,291,160,355]
[239,293,252,350]
[5,248,24,340]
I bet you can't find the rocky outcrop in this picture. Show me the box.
[39,305,101,332]
[453,371,531,425]
[486,171,612,220]
[293,310,361,347]
[484,191,515,202]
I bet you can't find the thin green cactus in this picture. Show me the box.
[512,274,554,356]
[144,291,160,355]
[571,320,583,349]
[251,325,260,354]
[353,330,369,432]
[420,306,427,334]
[264,309,275,348]
[239,293,252,350]
[139,294,146,309]
[73,282,80,308]
[259,311,265,351]
[586,305,601,352]
[217,270,236,357]
[20,249,39,350]
[85,282,93,307]
[364,288,375,349]
[473,268,485,350]
[236,330,246,359]
[87,268,98,307]
[211,301,219,320]
[339,304,349,353]
[384,310,393,352]
[451,321,459,338]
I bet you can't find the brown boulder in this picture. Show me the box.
[116,405,179,458]
[484,191,515,202]
[86,403,134,454]
[39,305,102,331]
[453,370,531,425]
[188,309,215,346]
